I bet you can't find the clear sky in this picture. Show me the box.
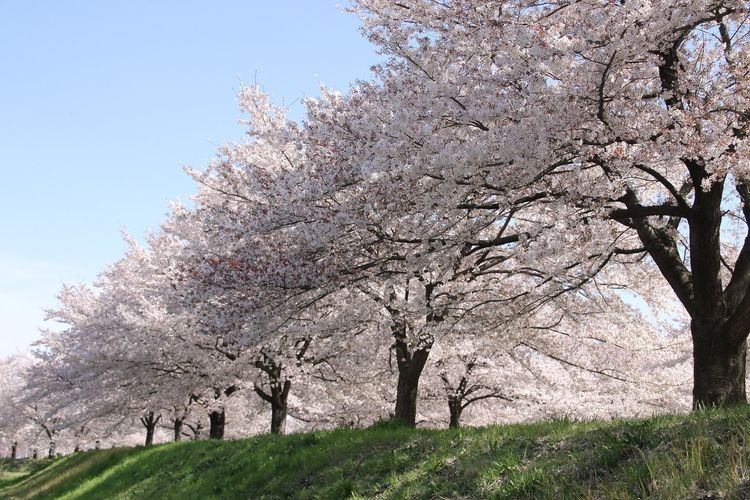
[0,1,381,355]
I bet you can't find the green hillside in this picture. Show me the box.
[3,408,750,499]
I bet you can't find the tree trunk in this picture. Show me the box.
[270,403,287,435]
[394,370,420,426]
[173,418,183,442]
[692,330,747,408]
[270,380,291,435]
[393,338,430,427]
[145,425,155,447]
[614,163,750,409]
[10,441,17,460]
[140,411,160,447]
[255,376,291,435]
[448,398,463,429]
[209,410,225,439]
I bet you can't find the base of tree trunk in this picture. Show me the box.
[392,340,430,428]
[141,411,160,447]
[271,405,287,435]
[145,427,155,447]
[209,410,225,439]
[692,338,747,408]
[394,377,419,427]
[448,400,462,428]
[174,419,183,442]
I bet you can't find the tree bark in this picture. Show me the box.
[393,337,430,427]
[692,329,747,407]
[394,369,420,426]
[270,385,289,435]
[448,398,463,428]
[209,410,225,439]
[255,380,290,435]
[617,173,750,408]
[387,282,436,427]
[145,426,155,447]
[140,411,160,447]
[173,418,184,442]
[686,175,748,407]
[10,441,17,460]
[254,355,292,435]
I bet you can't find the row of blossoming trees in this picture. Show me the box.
[2,0,749,455]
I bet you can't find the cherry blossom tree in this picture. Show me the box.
[0,354,40,458]
[432,352,514,428]
[180,80,692,428]
[16,1,748,444]
[340,0,750,407]
[32,229,255,445]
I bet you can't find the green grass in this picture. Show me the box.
[0,458,53,490]
[4,407,750,498]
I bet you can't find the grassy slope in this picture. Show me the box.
[0,459,52,491]
[3,408,750,499]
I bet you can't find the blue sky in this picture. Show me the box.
[0,1,381,355]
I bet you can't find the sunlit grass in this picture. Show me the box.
[3,407,750,498]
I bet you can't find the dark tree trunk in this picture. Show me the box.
[74,444,81,453]
[270,402,287,435]
[144,426,155,446]
[394,369,421,426]
[387,280,439,428]
[392,330,430,427]
[270,380,291,435]
[448,398,463,429]
[254,354,292,435]
[140,411,160,447]
[617,170,750,409]
[209,410,225,439]
[10,441,17,460]
[173,418,184,442]
[206,385,236,440]
[145,426,155,447]
[692,329,747,407]
[686,176,748,408]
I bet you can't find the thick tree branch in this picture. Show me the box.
[254,384,273,404]
[616,188,695,312]
[610,203,690,220]
[725,182,750,314]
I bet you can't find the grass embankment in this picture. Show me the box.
[0,459,51,491]
[3,408,750,499]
